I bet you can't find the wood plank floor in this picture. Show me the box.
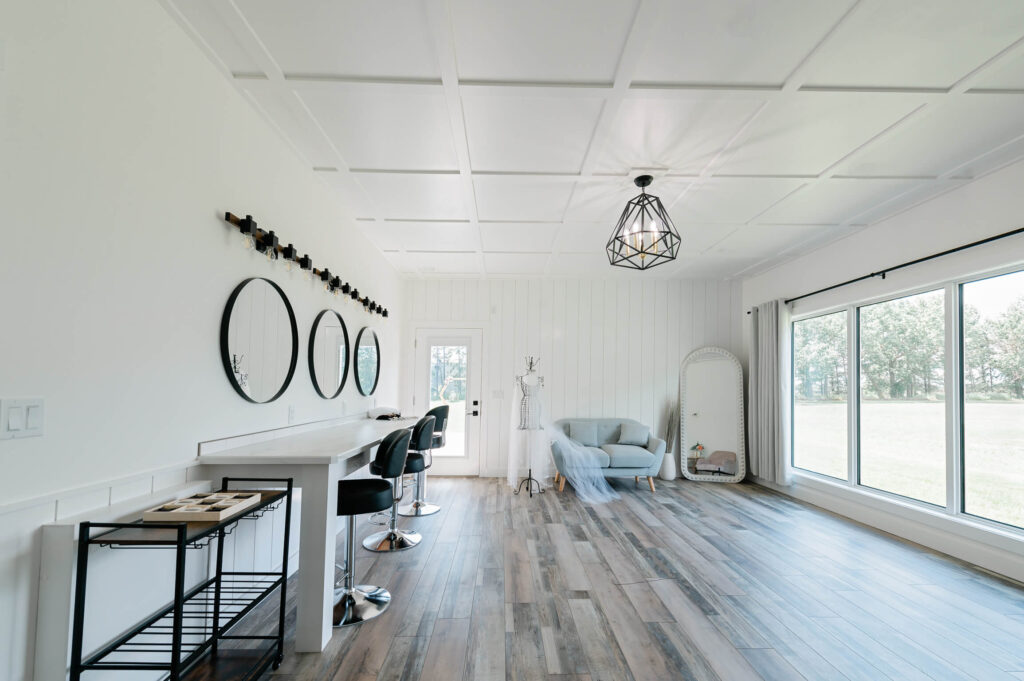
[256,477,1024,681]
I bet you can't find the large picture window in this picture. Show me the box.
[962,270,1024,529]
[858,290,946,505]
[793,312,848,479]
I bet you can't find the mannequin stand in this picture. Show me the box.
[513,468,543,497]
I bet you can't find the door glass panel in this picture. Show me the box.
[430,344,467,457]
[962,269,1024,528]
[858,289,946,505]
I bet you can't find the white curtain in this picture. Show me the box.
[748,299,793,485]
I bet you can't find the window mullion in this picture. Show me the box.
[848,305,858,487]
[946,283,962,516]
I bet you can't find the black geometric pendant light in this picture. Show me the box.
[606,175,680,270]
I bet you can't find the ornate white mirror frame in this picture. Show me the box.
[678,346,746,483]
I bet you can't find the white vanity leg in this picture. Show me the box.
[295,464,338,652]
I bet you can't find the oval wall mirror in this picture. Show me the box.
[220,278,298,404]
[308,309,349,399]
[679,346,746,483]
[354,327,380,396]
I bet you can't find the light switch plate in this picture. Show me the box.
[0,398,44,439]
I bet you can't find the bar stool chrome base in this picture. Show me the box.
[363,528,421,552]
[332,585,391,626]
[397,500,440,517]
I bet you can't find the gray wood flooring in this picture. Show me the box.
[260,477,1024,681]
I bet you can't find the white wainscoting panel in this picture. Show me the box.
[401,278,744,477]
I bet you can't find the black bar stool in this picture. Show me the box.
[333,428,409,626]
[399,415,439,517]
[363,427,422,552]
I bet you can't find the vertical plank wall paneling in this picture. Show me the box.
[401,278,744,477]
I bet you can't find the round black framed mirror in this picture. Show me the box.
[354,327,380,396]
[220,278,298,404]
[308,309,349,399]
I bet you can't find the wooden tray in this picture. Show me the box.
[142,491,262,523]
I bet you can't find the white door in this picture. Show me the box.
[413,328,483,476]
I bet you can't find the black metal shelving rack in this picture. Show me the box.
[69,477,293,681]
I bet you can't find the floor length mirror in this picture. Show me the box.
[220,278,298,403]
[679,346,746,483]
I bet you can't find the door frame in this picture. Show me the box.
[413,327,484,476]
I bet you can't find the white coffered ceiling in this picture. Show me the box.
[163,0,1024,279]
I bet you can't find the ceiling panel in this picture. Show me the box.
[301,90,458,171]
[801,0,1024,89]
[708,224,834,256]
[971,52,1024,91]
[671,177,807,224]
[633,0,853,86]
[234,0,440,79]
[552,222,614,253]
[450,0,638,83]
[480,223,561,252]
[563,178,690,223]
[463,96,604,173]
[759,178,922,224]
[675,223,744,255]
[836,98,1024,178]
[355,173,468,220]
[173,0,264,74]
[483,253,550,275]
[408,251,483,275]
[552,252,617,276]
[715,95,921,176]
[474,176,575,222]
[361,222,480,252]
[595,97,765,175]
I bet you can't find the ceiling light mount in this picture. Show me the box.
[606,175,680,271]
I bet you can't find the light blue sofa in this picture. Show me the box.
[549,418,665,492]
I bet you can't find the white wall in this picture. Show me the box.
[0,1,401,678]
[741,158,1024,581]
[400,278,744,477]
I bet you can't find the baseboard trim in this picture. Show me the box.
[753,474,1024,584]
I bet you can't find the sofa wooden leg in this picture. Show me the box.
[634,476,639,484]
[558,476,566,492]
[647,476,656,493]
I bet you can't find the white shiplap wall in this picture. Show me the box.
[400,278,744,477]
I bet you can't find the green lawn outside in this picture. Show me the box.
[793,401,1024,529]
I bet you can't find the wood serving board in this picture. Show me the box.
[142,491,262,523]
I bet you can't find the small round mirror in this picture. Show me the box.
[309,310,349,399]
[354,327,380,396]
[220,278,298,403]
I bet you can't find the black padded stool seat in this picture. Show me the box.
[404,452,426,473]
[337,479,392,516]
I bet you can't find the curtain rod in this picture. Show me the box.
[744,225,1024,314]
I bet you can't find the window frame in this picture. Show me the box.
[789,264,1024,535]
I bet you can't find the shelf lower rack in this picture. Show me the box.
[80,573,282,674]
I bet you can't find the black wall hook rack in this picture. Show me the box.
[224,212,390,318]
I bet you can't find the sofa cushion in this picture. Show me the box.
[601,444,655,469]
[585,446,610,468]
[569,421,598,447]
[618,423,650,446]
[594,423,622,445]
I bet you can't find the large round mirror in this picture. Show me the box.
[308,310,349,399]
[220,278,298,403]
[354,327,380,396]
